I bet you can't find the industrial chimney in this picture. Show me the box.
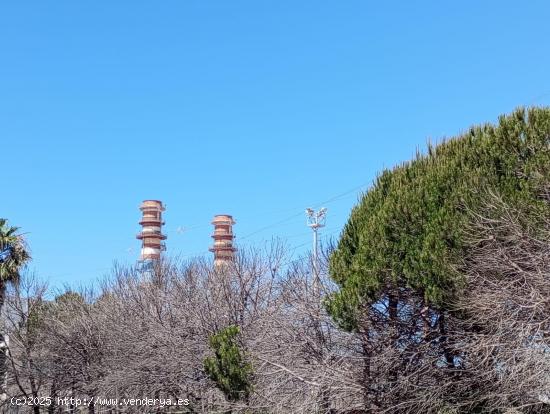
[209,214,236,267]
[136,200,167,262]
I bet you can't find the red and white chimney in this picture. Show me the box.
[136,200,166,261]
[209,214,236,267]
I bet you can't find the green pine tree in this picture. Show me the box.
[327,107,550,330]
[204,325,253,404]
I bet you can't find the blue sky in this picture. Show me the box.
[2,1,549,287]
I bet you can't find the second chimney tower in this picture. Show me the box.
[209,214,236,267]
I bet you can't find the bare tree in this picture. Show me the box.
[450,191,550,412]
[2,273,49,414]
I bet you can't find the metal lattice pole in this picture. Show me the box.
[305,207,327,300]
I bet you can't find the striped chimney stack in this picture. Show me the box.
[209,214,236,267]
[136,200,166,261]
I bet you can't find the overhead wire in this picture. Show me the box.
[239,181,370,240]
[273,229,340,271]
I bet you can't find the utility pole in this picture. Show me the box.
[305,207,327,299]
[306,207,330,413]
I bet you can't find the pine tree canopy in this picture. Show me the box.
[327,107,550,331]
[203,325,253,402]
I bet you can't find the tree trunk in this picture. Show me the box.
[388,292,399,386]
[438,313,455,367]
[361,330,376,413]
[0,283,7,401]
[0,283,6,314]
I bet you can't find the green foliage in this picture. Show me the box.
[26,299,52,345]
[0,219,30,286]
[55,291,85,306]
[328,107,550,330]
[52,291,87,324]
[21,292,83,347]
[203,325,253,402]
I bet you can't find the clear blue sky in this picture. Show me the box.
[2,1,549,287]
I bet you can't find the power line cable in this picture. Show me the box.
[239,181,370,240]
